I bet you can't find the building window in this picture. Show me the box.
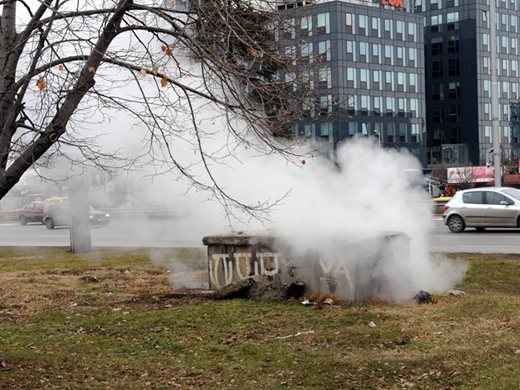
[447,35,459,53]
[430,0,439,11]
[407,22,417,42]
[360,95,370,115]
[300,42,313,64]
[386,123,395,143]
[373,96,382,115]
[317,13,330,34]
[449,105,460,122]
[348,121,358,136]
[320,123,333,140]
[396,47,405,66]
[449,81,461,99]
[431,38,443,55]
[300,15,312,36]
[360,69,370,89]
[431,14,443,32]
[450,127,461,143]
[371,43,381,64]
[484,125,492,143]
[318,40,330,62]
[415,0,423,12]
[398,98,406,117]
[411,123,420,143]
[432,83,444,101]
[359,41,369,63]
[408,48,417,67]
[448,59,460,76]
[399,123,407,143]
[409,73,417,93]
[397,72,406,92]
[373,70,382,91]
[484,103,491,120]
[345,13,354,34]
[383,19,393,39]
[483,56,490,74]
[358,14,368,36]
[432,60,443,78]
[319,95,333,116]
[385,97,394,116]
[396,20,405,40]
[384,45,393,65]
[347,68,357,88]
[410,98,418,117]
[446,0,459,7]
[433,107,443,123]
[346,41,356,61]
[482,33,490,52]
[318,68,331,88]
[385,71,394,91]
[371,16,380,38]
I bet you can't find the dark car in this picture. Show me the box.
[16,202,45,225]
[43,203,110,229]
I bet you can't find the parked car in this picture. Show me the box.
[443,187,520,232]
[16,202,45,225]
[43,203,110,229]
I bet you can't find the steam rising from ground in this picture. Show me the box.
[146,137,466,301]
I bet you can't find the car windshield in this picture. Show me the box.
[501,188,520,201]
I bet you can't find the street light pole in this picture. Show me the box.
[490,0,502,186]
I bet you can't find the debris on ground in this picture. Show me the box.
[0,360,12,372]
[447,289,466,297]
[273,330,315,340]
[323,298,334,305]
[285,281,305,299]
[368,321,377,328]
[79,275,99,283]
[301,298,314,306]
[413,290,436,304]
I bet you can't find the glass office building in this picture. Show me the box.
[418,0,520,166]
[277,0,426,163]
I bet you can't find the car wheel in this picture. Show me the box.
[447,215,465,233]
[19,216,27,226]
[475,227,486,232]
[44,218,55,230]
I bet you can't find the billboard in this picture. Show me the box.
[447,166,495,184]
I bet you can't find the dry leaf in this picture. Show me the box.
[58,64,64,71]
[152,67,159,75]
[164,47,172,56]
[160,45,166,52]
[247,47,258,58]
[140,68,147,77]
[161,76,168,88]
[88,66,96,73]
[36,77,47,91]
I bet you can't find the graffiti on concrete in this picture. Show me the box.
[209,252,282,289]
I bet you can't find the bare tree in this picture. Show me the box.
[0,0,301,217]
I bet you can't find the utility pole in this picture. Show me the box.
[489,0,502,186]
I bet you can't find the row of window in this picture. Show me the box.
[417,0,520,12]
[346,69,420,93]
[295,122,422,144]
[345,13,419,41]
[431,105,462,123]
[482,11,520,33]
[279,12,419,42]
[346,42,419,67]
[307,94,421,118]
[481,33,520,55]
[480,102,519,122]
[415,0,460,12]
[480,79,520,100]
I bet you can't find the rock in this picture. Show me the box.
[212,278,255,300]
[79,275,99,283]
[413,290,433,304]
[448,289,465,297]
[248,275,286,302]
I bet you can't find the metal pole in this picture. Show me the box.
[490,0,502,186]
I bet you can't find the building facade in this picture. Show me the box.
[277,0,427,163]
[418,0,520,167]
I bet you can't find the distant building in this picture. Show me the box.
[417,0,520,167]
[277,0,427,164]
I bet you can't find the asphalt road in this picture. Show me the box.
[1,217,520,253]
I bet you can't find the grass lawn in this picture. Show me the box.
[1,248,520,389]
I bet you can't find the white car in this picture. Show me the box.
[443,187,520,232]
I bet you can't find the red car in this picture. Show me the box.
[17,202,45,225]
